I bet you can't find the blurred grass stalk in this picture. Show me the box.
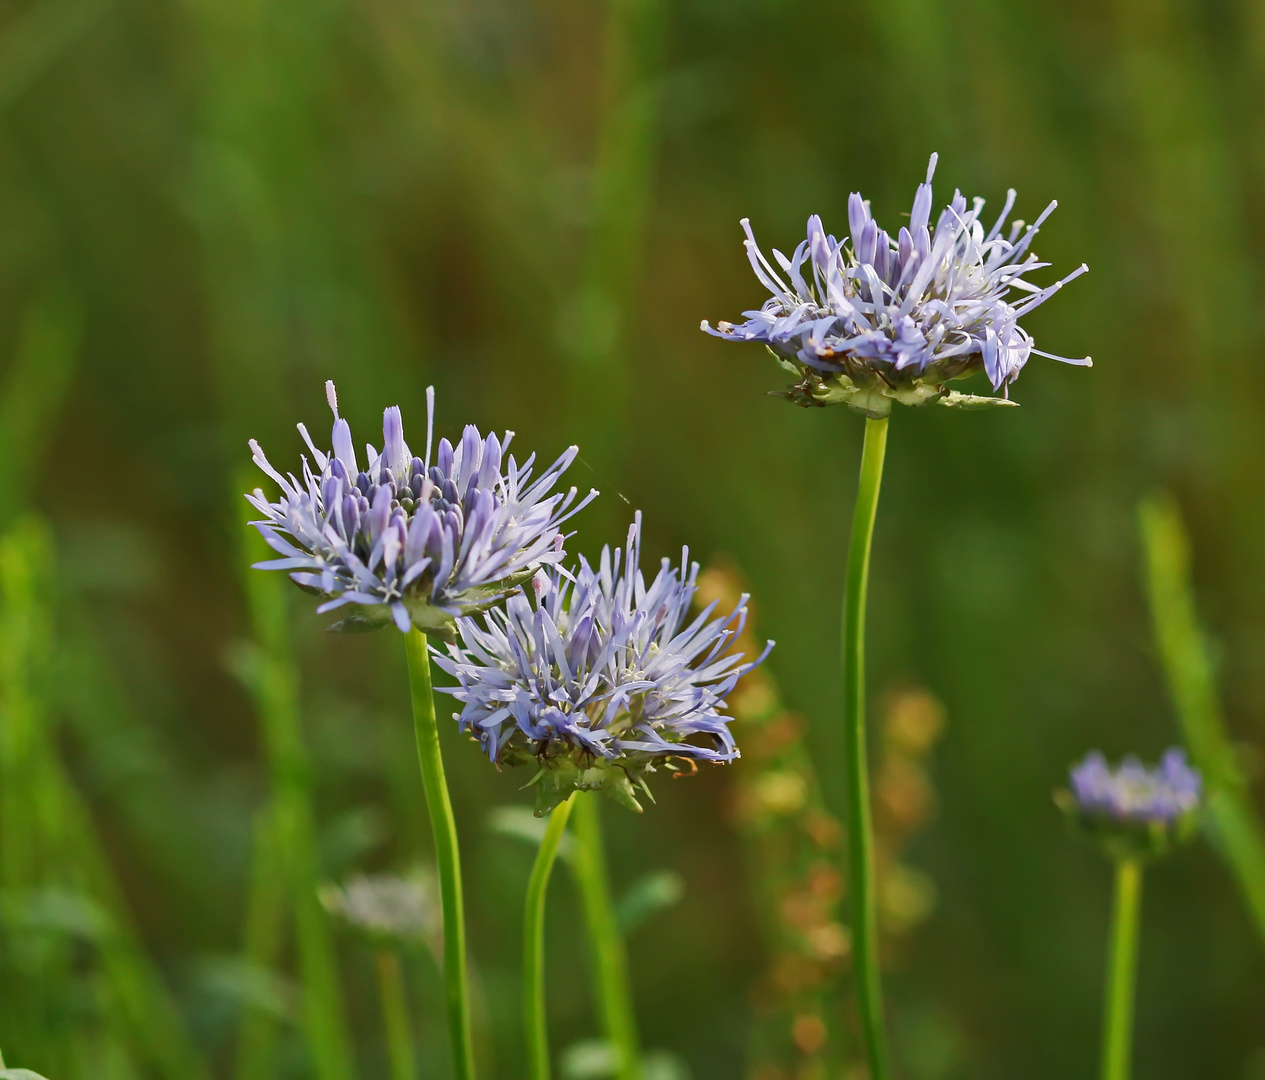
[0,519,212,1080]
[560,2,663,1070]
[571,793,642,1080]
[188,0,367,1062]
[0,288,81,527]
[1114,0,1265,576]
[0,290,210,1077]
[563,0,664,507]
[375,949,417,1080]
[234,803,287,1080]
[0,0,111,116]
[233,496,357,1079]
[1139,494,1265,942]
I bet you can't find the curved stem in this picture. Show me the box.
[842,415,890,1080]
[524,794,577,1080]
[376,950,417,1080]
[571,792,641,1080]
[405,629,476,1080]
[1101,858,1144,1080]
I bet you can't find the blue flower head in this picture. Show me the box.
[1059,748,1202,860]
[702,154,1090,416]
[433,513,773,813]
[247,382,596,637]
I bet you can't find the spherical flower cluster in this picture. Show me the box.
[433,514,773,813]
[247,382,596,636]
[1060,748,1202,859]
[702,154,1090,416]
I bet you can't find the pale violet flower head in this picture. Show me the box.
[702,154,1090,416]
[1069,748,1202,825]
[1060,748,1202,859]
[247,383,596,637]
[433,513,773,813]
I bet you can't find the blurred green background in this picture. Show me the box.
[0,0,1264,1076]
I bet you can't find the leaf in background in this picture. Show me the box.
[0,287,80,524]
[1140,493,1265,945]
[559,1041,691,1080]
[615,870,683,934]
[0,0,110,116]
[488,804,575,862]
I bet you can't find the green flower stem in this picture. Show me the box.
[524,793,578,1080]
[1101,858,1143,1080]
[571,792,641,1080]
[405,628,476,1080]
[842,414,891,1080]
[376,950,417,1080]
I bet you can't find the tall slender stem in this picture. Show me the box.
[1101,858,1144,1080]
[376,950,417,1080]
[524,794,578,1080]
[571,792,641,1080]
[405,629,476,1080]
[842,414,891,1080]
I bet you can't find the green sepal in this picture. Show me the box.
[1054,789,1201,862]
[770,348,1023,416]
[527,756,645,815]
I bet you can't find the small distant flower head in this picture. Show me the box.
[702,154,1090,417]
[1059,748,1202,859]
[247,382,596,637]
[433,513,773,813]
[320,871,439,950]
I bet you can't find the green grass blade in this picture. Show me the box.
[233,807,288,1080]
[236,483,358,1080]
[0,286,80,526]
[1139,494,1265,942]
[0,519,212,1080]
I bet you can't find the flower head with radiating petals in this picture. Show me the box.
[246,382,597,637]
[433,513,773,813]
[1058,748,1202,860]
[702,154,1091,416]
